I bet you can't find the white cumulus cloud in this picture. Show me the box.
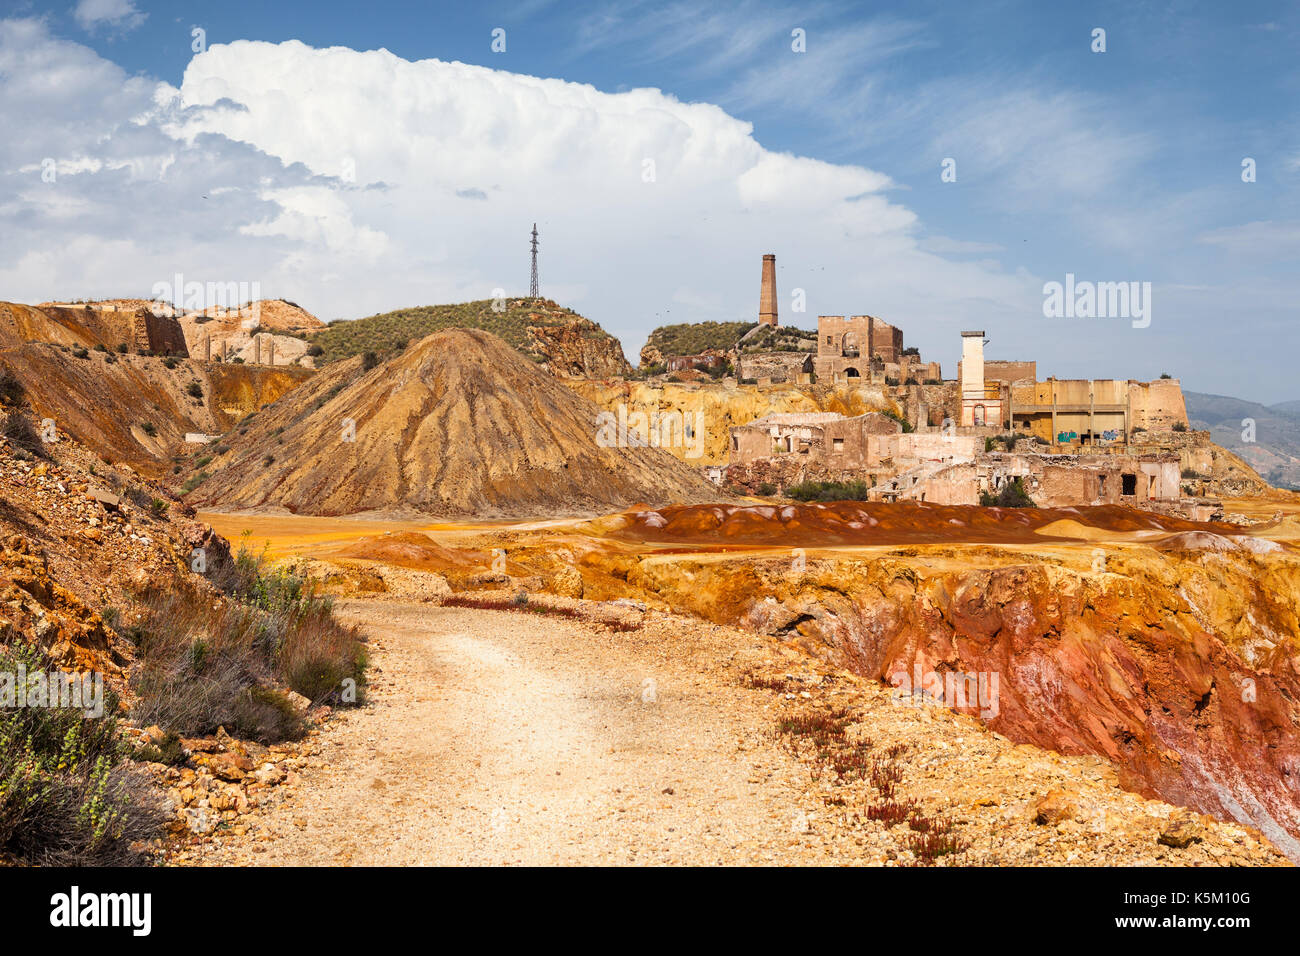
[0,20,1037,369]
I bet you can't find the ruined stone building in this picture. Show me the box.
[1008,377,1188,444]
[957,331,1188,445]
[730,411,896,463]
[814,314,896,380]
[873,451,1182,509]
[725,411,979,492]
[957,331,1002,427]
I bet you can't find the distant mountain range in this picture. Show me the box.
[1184,391,1300,489]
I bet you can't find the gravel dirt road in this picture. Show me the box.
[199,600,841,865]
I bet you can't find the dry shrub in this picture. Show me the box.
[130,583,278,738]
[131,544,366,739]
[277,608,367,704]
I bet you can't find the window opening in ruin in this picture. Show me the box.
[845,367,860,378]
[833,438,844,451]
[1121,473,1137,496]
[973,404,985,426]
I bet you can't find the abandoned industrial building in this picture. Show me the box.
[711,254,1208,514]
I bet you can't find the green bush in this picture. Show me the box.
[130,550,364,742]
[186,382,203,399]
[756,482,777,496]
[133,731,185,766]
[230,687,306,742]
[217,542,367,706]
[180,470,210,493]
[0,641,165,864]
[979,476,1036,508]
[881,408,914,433]
[786,480,870,502]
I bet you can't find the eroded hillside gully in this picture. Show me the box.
[337,501,1300,858]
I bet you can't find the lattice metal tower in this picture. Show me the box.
[529,223,539,298]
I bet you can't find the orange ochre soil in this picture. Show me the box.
[202,499,1288,562]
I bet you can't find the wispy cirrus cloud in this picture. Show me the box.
[1199,220,1300,257]
[73,0,146,33]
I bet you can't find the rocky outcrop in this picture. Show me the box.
[527,316,631,379]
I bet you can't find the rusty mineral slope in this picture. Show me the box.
[608,506,1300,858]
[189,329,726,518]
[0,343,311,477]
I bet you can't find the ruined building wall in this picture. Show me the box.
[866,316,903,364]
[982,360,1037,386]
[1130,379,1188,430]
[737,351,809,383]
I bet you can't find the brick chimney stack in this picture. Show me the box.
[759,254,778,327]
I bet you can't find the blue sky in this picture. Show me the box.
[1,0,1298,401]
